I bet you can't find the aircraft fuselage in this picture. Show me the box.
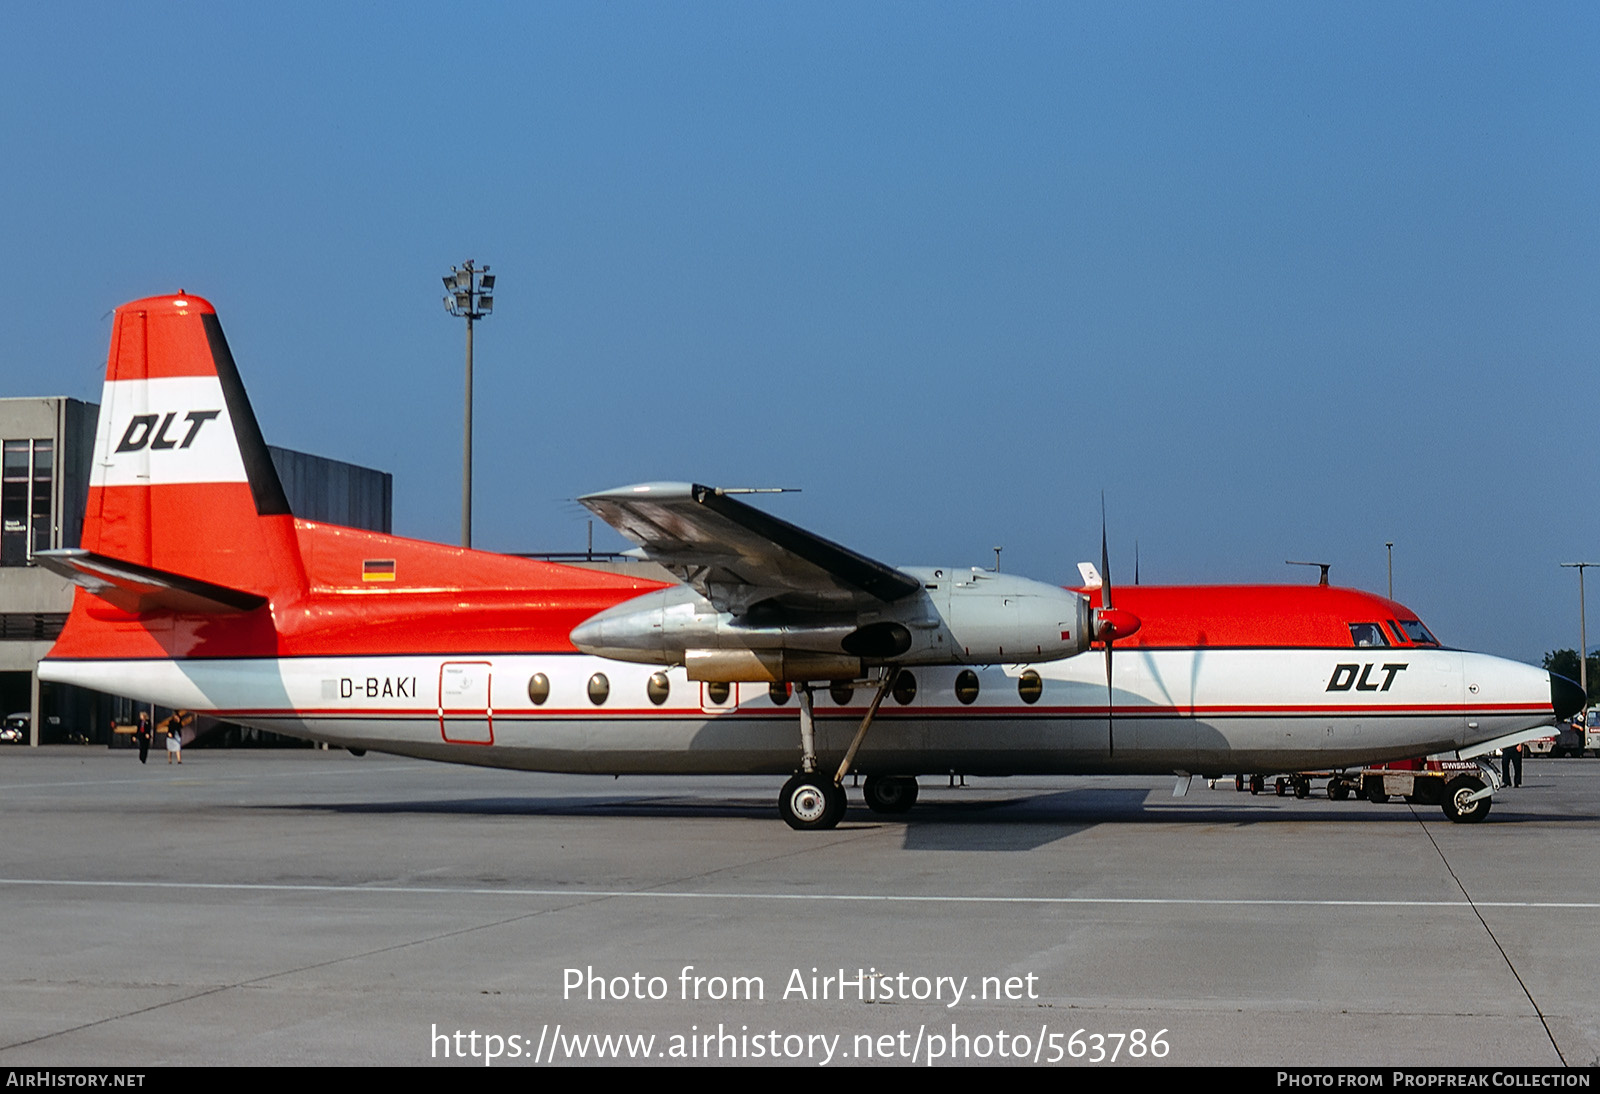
[41,645,1552,777]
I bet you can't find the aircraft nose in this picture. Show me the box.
[1550,672,1586,721]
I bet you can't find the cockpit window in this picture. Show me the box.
[1395,619,1439,646]
[1349,623,1389,647]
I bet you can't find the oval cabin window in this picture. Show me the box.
[587,673,610,706]
[955,670,980,705]
[769,682,791,706]
[1017,670,1043,705]
[527,673,550,706]
[647,672,670,706]
[829,681,855,705]
[706,681,731,705]
[892,670,917,705]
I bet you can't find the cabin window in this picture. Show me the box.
[527,673,550,705]
[706,681,731,705]
[769,681,791,706]
[1349,623,1389,647]
[892,670,917,705]
[647,672,670,705]
[1018,670,1043,704]
[829,680,855,705]
[955,669,980,705]
[1395,619,1440,646]
[587,673,610,705]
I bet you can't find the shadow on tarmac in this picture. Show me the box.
[246,783,1598,854]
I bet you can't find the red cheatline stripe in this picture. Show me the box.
[211,704,1550,720]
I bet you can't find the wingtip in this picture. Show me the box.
[578,481,699,504]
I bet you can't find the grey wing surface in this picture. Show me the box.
[578,482,920,615]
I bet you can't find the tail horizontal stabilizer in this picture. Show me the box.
[36,548,267,615]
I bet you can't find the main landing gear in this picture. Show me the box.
[861,774,918,813]
[778,772,847,830]
[779,673,912,830]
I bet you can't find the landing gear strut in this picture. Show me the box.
[779,672,898,831]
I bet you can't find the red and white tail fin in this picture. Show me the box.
[79,293,306,601]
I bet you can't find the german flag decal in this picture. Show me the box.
[362,559,396,582]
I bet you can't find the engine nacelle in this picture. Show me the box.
[570,567,1093,680]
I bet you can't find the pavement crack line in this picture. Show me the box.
[1412,805,1567,1066]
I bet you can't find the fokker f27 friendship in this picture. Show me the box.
[37,294,1582,828]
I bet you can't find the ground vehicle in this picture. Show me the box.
[0,713,24,744]
[1549,718,1589,758]
[1525,732,1556,756]
[1234,749,1515,823]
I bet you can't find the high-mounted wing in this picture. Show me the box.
[579,482,920,614]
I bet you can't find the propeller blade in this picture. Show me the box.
[1100,494,1112,612]
[1104,635,1115,757]
[1101,494,1114,756]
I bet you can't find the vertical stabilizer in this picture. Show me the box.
[83,294,306,600]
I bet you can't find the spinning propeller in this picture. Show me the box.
[1093,497,1141,756]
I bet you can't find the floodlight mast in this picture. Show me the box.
[1561,562,1594,725]
[442,261,495,548]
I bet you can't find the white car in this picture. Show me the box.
[0,713,26,743]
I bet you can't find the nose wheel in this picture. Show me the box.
[779,773,848,830]
[1442,775,1492,823]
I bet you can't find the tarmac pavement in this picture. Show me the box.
[0,746,1595,1067]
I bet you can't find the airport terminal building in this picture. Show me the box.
[0,396,392,745]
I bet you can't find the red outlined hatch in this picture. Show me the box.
[439,661,493,744]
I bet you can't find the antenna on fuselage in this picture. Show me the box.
[1286,560,1331,586]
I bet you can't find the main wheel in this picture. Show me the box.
[779,774,847,831]
[1328,779,1350,801]
[1442,776,1492,824]
[862,775,918,814]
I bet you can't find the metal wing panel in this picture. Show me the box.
[579,483,920,613]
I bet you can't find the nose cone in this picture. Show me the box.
[1551,672,1586,721]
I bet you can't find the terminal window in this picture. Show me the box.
[1,439,52,566]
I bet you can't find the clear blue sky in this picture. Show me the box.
[2,2,1595,662]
